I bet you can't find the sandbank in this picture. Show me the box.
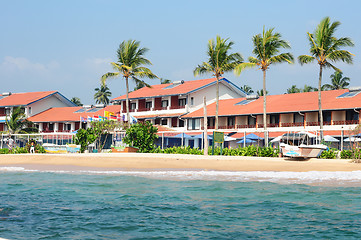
[0,153,360,172]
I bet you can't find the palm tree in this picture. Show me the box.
[241,85,254,94]
[235,27,294,146]
[287,85,301,94]
[302,85,317,92]
[298,17,354,136]
[194,35,243,129]
[101,40,157,125]
[322,71,350,90]
[257,89,269,96]
[70,97,82,106]
[160,78,171,84]
[94,84,112,105]
[5,107,38,134]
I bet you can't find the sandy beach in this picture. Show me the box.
[0,153,360,172]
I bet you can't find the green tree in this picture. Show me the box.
[194,35,243,129]
[235,27,294,145]
[101,40,157,125]
[91,120,123,151]
[257,89,269,96]
[298,17,354,136]
[302,84,317,92]
[70,97,83,106]
[5,107,38,134]
[94,84,112,105]
[123,121,158,153]
[322,71,350,90]
[241,85,254,94]
[287,85,301,94]
[160,78,171,84]
[73,128,99,153]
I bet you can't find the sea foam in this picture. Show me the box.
[1,166,361,186]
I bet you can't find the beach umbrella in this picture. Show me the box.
[245,133,264,140]
[323,135,339,142]
[237,138,256,144]
[172,133,193,139]
[191,134,212,139]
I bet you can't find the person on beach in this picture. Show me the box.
[7,137,14,151]
[30,141,35,153]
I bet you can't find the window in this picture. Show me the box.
[146,101,152,109]
[130,102,137,110]
[29,107,32,114]
[248,116,256,126]
[49,123,54,131]
[178,98,186,106]
[161,100,168,108]
[190,97,194,106]
[227,116,235,126]
[208,117,215,127]
[5,108,10,115]
[65,124,71,131]
[235,99,254,105]
[161,119,168,125]
[188,118,200,130]
[322,111,332,122]
[294,113,304,123]
[179,119,185,127]
[346,110,359,121]
[337,91,360,98]
[270,114,280,124]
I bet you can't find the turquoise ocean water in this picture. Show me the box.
[1,168,361,239]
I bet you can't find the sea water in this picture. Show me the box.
[0,168,361,239]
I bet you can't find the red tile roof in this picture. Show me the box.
[28,105,123,122]
[0,91,57,107]
[183,89,359,118]
[112,78,218,101]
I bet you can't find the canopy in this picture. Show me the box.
[245,133,264,140]
[192,134,212,139]
[270,136,282,143]
[224,136,237,142]
[323,135,339,142]
[172,133,193,139]
[237,138,256,144]
[344,137,361,142]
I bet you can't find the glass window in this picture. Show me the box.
[190,97,194,106]
[228,116,235,126]
[146,101,152,109]
[188,118,200,130]
[178,98,186,106]
[161,100,168,108]
[248,116,256,125]
[161,119,168,125]
[130,103,137,110]
[179,119,184,127]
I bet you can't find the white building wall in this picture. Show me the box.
[28,95,72,117]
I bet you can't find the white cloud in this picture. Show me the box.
[0,56,59,73]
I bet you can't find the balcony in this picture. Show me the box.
[333,120,359,125]
[170,105,186,110]
[137,107,152,112]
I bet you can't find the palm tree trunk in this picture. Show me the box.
[263,70,268,147]
[125,76,131,127]
[318,64,323,139]
[215,76,219,130]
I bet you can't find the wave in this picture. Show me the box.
[1,167,361,186]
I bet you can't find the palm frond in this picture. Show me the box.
[298,55,315,65]
[234,62,257,75]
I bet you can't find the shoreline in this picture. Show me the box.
[0,153,360,172]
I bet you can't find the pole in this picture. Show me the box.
[341,130,344,151]
[161,132,164,150]
[203,96,208,155]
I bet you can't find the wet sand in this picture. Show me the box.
[0,153,360,172]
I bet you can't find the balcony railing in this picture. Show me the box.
[137,107,152,112]
[333,120,359,125]
[170,105,186,110]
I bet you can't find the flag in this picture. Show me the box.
[80,116,87,122]
[104,111,114,118]
[109,115,117,121]
[93,115,99,121]
[87,116,93,122]
[130,115,138,124]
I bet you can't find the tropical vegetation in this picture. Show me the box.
[194,35,243,130]
[5,107,38,134]
[123,121,158,153]
[101,39,157,126]
[322,71,350,90]
[94,84,112,105]
[70,97,82,106]
[298,17,354,136]
[235,27,294,145]
[241,85,254,94]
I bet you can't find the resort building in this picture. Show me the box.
[111,78,247,130]
[182,88,361,133]
[0,91,76,132]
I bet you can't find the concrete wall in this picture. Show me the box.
[28,94,73,117]
[306,112,318,122]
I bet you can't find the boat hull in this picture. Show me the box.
[280,144,327,158]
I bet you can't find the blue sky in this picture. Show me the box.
[1,0,360,104]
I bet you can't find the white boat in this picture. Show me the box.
[279,132,327,159]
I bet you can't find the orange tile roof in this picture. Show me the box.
[0,91,57,107]
[28,105,124,122]
[183,89,360,118]
[112,78,218,101]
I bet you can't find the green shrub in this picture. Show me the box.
[123,122,158,153]
[340,150,353,159]
[12,147,28,154]
[319,148,337,159]
[0,148,9,154]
